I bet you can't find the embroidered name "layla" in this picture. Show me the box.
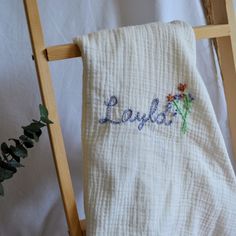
[99,83,194,133]
[99,96,176,130]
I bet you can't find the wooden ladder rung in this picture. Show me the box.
[45,44,81,61]
[45,24,230,61]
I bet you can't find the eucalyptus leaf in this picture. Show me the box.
[33,129,42,142]
[39,104,53,124]
[23,130,34,139]
[0,182,4,196]
[0,167,15,181]
[39,104,48,118]
[1,143,9,155]
[8,138,20,146]
[35,129,42,137]
[22,123,43,142]
[0,160,17,173]
[3,169,14,179]
[40,117,53,125]
[9,159,24,168]
[33,133,39,142]
[19,135,34,148]
[23,141,34,149]
[1,153,8,162]
[11,145,27,158]
[32,121,46,128]
[22,123,41,133]
[24,130,40,142]
[9,146,20,162]
[19,135,28,141]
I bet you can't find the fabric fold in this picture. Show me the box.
[74,21,236,236]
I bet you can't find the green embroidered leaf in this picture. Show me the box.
[0,182,4,196]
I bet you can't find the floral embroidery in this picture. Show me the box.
[167,94,174,102]
[99,83,194,133]
[167,83,194,133]
[177,83,187,92]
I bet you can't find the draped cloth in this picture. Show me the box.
[74,21,236,236]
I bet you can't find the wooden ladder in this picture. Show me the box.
[23,0,236,235]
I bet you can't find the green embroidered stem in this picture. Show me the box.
[182,95,190,133]
[172,100,188,134]
[172,100,184,120]
[167,83,194,134]
[182,94,193,133]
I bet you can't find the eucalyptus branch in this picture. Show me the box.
[0,104,53,196]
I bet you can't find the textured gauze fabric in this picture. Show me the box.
[74,21,236,236]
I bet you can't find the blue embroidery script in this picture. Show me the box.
[99,84,194,133]
[99,96,177,131]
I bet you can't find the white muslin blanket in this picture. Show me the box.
[74,21,236,236]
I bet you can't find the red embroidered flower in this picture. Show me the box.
[178,83,187,92]
[167,94,174,102]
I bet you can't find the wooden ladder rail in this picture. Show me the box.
[203,0,236,166]
[23,0,236,235]
[23,0,84,235]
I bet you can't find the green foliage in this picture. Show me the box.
[39,104,53,124]
[0,183,4,196]
[0,104,53,196]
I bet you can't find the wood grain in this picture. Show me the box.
[23,0,83,235]
[202,0,236,163]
